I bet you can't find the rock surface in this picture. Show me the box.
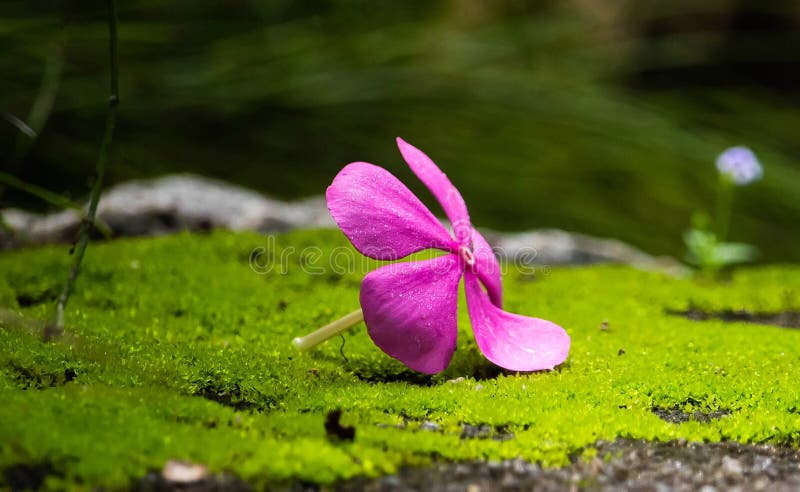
[126,439,800,491]
[339,439,800,492]
[1,174,333,248]
[485,228,684,273]
[1,174,685,272]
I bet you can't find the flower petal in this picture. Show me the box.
[360,254,462,374]
[396,138,471,244]
[471,228,503,308]
[464,271,569,371]
[327,162,458,260]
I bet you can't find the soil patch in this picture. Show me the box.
[2,462,61,491]
[652,406,732,424]
[351,369,434,386]
[459,423,514,441]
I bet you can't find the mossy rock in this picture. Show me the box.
[1,230,799,490]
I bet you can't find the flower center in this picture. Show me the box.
[458,245,475,266]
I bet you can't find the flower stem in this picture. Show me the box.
[293,309,364,351]
[715,173,734,243]
[48,0,118,339]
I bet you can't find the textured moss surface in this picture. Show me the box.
[1,230,799,490]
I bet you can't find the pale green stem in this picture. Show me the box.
[293,309,364,351]
[715,173,734,243]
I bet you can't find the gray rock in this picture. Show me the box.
[1,174,333,248]
[1,174,687,273]
[94,174,333,234]
[1,208,81,246]
[485,228,687,274]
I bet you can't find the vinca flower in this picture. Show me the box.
[716,146,762,185]
[326,138,570,374]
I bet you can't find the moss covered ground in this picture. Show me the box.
[1,229,799,490]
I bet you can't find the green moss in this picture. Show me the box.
[1,229,799,490]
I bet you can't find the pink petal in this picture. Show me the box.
[396,138,471,244]
[471,228,503,308]
[360,254,462,374]
[464,271,570,371]
[327,162,458,260]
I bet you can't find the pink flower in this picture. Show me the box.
[326,138,570,374]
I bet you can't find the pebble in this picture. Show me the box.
[162,460,208,483]
[655,483,672,492]
[381,475,401,488]
[754,455,773,472]
[722,456,744,477]
[419,421,440,432]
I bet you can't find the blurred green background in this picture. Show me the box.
[1,0,799,261]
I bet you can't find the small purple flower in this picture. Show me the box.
[716,146,762,185]
[326,138,570,374]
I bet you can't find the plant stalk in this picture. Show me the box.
[49,0,119,338]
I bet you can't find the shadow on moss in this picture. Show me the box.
[347,355,509,385]
[6,363,76,390]
[2,461,62,492]
[192,381,273,412]
[670,308,800,329]
[351,367,434,386]
[445,348,537,381]
[14,288,57,308]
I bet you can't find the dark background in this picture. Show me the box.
[2,0,799,261]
